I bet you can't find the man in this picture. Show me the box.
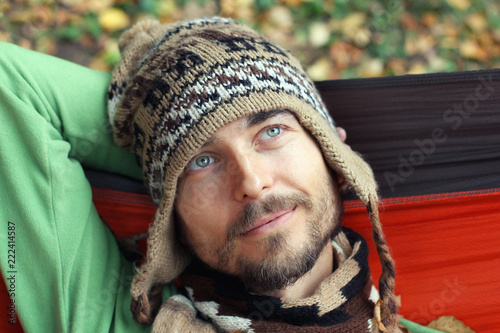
[107,17,400,332]
[2,16,435,333]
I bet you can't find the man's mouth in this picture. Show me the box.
[242,206,297,237]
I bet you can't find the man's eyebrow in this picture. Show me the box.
[244,109,293,128]
[200,110,293,149]
[200,136,220,149]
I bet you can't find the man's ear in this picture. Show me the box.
[336,126,347,143]
[336,126,351,150]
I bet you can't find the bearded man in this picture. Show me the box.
[107,17,401,332]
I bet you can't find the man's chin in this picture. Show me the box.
[236,239,326,293]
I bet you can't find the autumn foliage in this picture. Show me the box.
[1,0,499,80]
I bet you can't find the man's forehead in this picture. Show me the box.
[200,110,296,149]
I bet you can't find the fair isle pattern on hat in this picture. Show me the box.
[108,16,336,205]
[107,16,399,331]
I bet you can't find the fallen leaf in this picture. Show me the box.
[309,21,330,48]
[360,58,384,77]
[280,0,303,8]
[220,0,237,16]
[158,0,179,17]
[352,27,371,48]
[98,8,130,32]
[446,0,470,11]
[340,12,366,40]
[460,39,488,61]
[86,0,114,13]
[0,31,12,42]
[267,6,293,30]
[466,13,487,33]
[307,57,331,81]
[406,61,426,75]
[422,12,438,27]
[386,58,407,75]
[329,41,363,70]
[180,1,216,20]
[400,13,420,31]
[18,38,32,50]
[442,17,459,36]
[428,315,475,333]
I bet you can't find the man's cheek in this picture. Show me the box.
[176,191,211,222]
[177,183,219,216]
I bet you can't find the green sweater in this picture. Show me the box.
[0,42,442,333]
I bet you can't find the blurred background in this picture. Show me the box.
[1,0,500,80]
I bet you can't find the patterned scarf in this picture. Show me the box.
[152,228,387,332]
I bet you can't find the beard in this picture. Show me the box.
[206,176,343,294]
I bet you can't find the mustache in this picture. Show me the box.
[226,193,313,241]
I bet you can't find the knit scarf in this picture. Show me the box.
[152,228,386,332]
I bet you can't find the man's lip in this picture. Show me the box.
[242,206,296,237]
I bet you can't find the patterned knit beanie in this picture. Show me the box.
[108,17,398,330]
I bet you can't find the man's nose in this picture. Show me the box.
[231,152,273,202]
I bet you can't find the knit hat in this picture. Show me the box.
[108,17,398,330]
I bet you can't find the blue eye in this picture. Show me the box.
[188,155,215,171]
[261,126,282,140]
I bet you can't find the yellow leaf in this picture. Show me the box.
[156,0,178,17]
[404,35,435,56]
[446,0,470,10]
[466,13,487,33]
[460,39,488,61]
[387,58,407,76]
[307,57,331,81]
[267,6,293,30]
[352,28,371,48]
[98,8,130,32]
[406,62,426,75]
[220,0,236,16]
[89,57,110,72]
[0,31,12,43]
[87,0,114,13]
[360,58,384,78]
[59,0,113,13]
[428,54,447,72]
[281,0,304,7]
[309,21,330,48]
[340,13,366,39]
[236,0,255,6]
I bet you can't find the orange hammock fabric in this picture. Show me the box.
[344,188,500,333]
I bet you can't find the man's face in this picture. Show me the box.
[175,110,342,293]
